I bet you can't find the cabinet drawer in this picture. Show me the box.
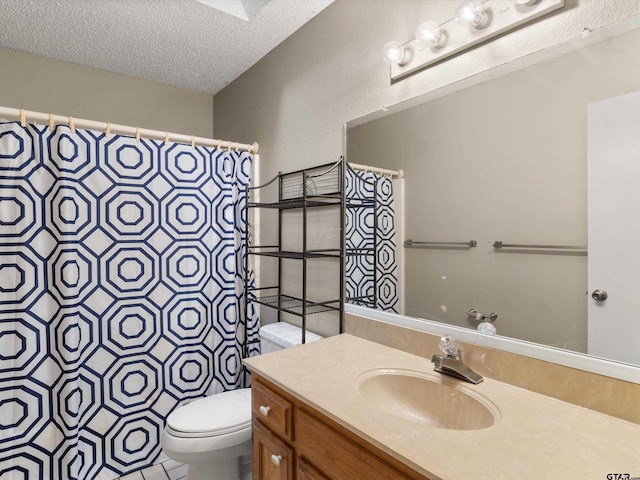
[296,408,413,480]
[253,380,293,440]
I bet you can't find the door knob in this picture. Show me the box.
[591,289,608,302]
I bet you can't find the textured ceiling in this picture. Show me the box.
[0,0,333,94]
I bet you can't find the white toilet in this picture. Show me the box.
[161,322,322,480]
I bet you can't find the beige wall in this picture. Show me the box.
[213,0,640,178]
[0,47,213,137]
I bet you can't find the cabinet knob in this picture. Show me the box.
[271,454,282,466]
[259,405,270,416]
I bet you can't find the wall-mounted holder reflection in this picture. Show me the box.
[468,309,498,335]
[404,239,477,249]
[493,241,587,255]
[467,308,498,322]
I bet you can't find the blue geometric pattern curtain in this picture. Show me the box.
[345,168,398,312]
[0,120,259,479]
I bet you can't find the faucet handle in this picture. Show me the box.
[438,335,461,356]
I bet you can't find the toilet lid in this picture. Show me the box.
[166,388,251,438]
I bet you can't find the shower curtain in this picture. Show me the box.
[345,168,398,312]
[0,120,260,479]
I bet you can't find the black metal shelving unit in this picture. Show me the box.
[244,158,347,346]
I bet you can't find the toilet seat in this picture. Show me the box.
[166,388,252,439]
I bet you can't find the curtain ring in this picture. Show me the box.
[191,135,196,149]
[227,142,232,153]
[49,113,55,132]
[135,127,140,142]
[19,109,26,127]
[68,116,75,134]
[105,122,112,139]
[164,131,170,146]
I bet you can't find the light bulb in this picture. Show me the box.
[415,21,445,50]
[383,41,409,66]
[455,0,488,29]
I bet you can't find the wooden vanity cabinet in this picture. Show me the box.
[296,457,329,480]
[251,375,430,480]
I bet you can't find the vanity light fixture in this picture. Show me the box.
[415,21,446,50]
[454,1,489,29]
[383,41,410,66]
[511,0,541,5]
[385,0,564,80]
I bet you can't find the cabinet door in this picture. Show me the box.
[253,420,294,480]
[297,457,330,480]
[296,409,414,480]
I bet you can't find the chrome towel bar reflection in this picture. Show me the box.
[404,239,477,248]
[493,241,587,254]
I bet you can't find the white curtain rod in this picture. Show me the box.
[0,106,259,154]
[348,161,404,179]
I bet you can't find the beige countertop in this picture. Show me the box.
[244,334,640,480]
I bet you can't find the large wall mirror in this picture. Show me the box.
[346,17,640,376]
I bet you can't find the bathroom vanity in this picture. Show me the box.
[251,377,427,480]
[244,334,640,479]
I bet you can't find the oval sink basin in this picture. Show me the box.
[355,368,500,431]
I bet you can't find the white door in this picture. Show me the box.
[588,91,640,365]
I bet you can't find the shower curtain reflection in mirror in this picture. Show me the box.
[345,167,400,313]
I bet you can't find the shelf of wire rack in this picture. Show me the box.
[249,247,342,259]
[249,289,342,317]
[344,294,377,309]
[345,197,376,209]
[249,195,342,210]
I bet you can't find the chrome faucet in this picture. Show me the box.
[431,335,483,384]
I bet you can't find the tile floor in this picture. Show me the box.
[118,459,187,480]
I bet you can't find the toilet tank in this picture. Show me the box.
[259,322,322,354]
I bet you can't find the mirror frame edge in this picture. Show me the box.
[345,304,640,384]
